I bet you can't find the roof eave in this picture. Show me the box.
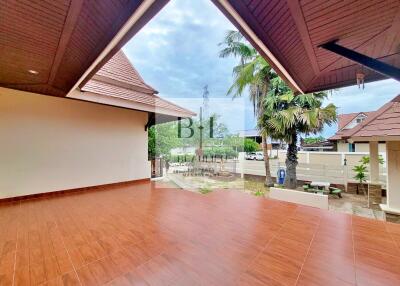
[212,0,305,94]
[67,0,169,96]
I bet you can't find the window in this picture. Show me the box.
[348,143,356,152]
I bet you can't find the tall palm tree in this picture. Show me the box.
[260,78,337,189]
[219,30,275,186]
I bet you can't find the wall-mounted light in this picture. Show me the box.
[28,70,39,75]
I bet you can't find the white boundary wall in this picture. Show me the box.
[239,152,387,187]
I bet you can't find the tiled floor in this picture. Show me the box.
[1,181,400,286]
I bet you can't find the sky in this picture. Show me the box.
[123,0,400,138]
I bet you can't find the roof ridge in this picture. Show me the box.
[118,51,159,93]
[343,97,397,139]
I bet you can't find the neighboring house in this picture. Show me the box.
[345,95,400,214]
[0,51,194,199]
[329,111,386,153]
[301,140,336,152]
[239,129,286,150]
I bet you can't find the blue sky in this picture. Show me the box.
[123,0,400,138]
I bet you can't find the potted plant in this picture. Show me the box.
[353,164,367,195]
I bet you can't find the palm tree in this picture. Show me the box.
[260,78,337,189]
[219,30,275,186]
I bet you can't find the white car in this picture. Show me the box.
[245,152,257,160]
[255,152,264,161]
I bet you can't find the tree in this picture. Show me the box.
[303,136,325,144]
[148,121,182,158]
[219,30,275,186]
[148,114,230,158]
[244,138,261,152]
[260,77,337,189]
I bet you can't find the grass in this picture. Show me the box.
[244,179,269,197]
[199,187,213,194]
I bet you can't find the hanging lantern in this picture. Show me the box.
[356,68,365,89]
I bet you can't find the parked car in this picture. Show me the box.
[245,152,257,160]
[255,152,264,161]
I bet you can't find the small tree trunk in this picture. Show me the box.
[284,130,298,189]
[262,134,274,187]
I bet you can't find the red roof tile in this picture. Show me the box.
[79,51,195,118]
[82,80,195,117]
[329,111,375,141]
[347,95,400,138]
[95,51,157,94]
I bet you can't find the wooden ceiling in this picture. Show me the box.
[214,0,400,93]
[0,0,168,97]
[1,0,399,96]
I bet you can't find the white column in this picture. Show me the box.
[386,141,400,210]
[369,141,379,183]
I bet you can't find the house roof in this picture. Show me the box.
[329,111,374,141]
[345,95,400,139]
[73,51,195,119]
[94,51,158,95]
[302,140,334,150]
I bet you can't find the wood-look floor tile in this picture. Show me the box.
[2,181,400,286]
[355,247,400,276]
[251,250,302,286]
[0,252,15,286]
[14,265,30,286]
[356,266,400,286]
[76,265,98,286]
[297,267,356,286]
[42,271,81,286]
[239,268,286,286]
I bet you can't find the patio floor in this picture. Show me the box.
[1,181,400,286]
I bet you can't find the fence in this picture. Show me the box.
[238,152,387,188]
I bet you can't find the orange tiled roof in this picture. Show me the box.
[80,51,195,118]
[346,95,400,138]
[329,111,374,141]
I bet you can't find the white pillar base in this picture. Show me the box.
[380,203,400,215]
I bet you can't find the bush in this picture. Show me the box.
[203,147,238,158]
[244,139,261,153]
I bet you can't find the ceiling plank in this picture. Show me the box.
[286,0,320,77]
[48,0,84,85]
[314,4,400,74]
[320,41,400,81]
[212,0,305,93]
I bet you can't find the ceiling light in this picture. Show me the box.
[28,69,39,75]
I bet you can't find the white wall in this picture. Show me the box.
[386,141,400,210]
[0,88,150,199]
[337,141,386,153]
[269,187,328,209]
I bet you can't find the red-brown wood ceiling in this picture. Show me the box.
[1,0,399,96]
[216,0,400,93]
[0,0,146,97]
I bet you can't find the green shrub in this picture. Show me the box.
[199,187,213,194]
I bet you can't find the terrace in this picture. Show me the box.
[1,180,400,285]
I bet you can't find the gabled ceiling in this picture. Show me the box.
[213,0,400,93]
[0,0,168,97]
